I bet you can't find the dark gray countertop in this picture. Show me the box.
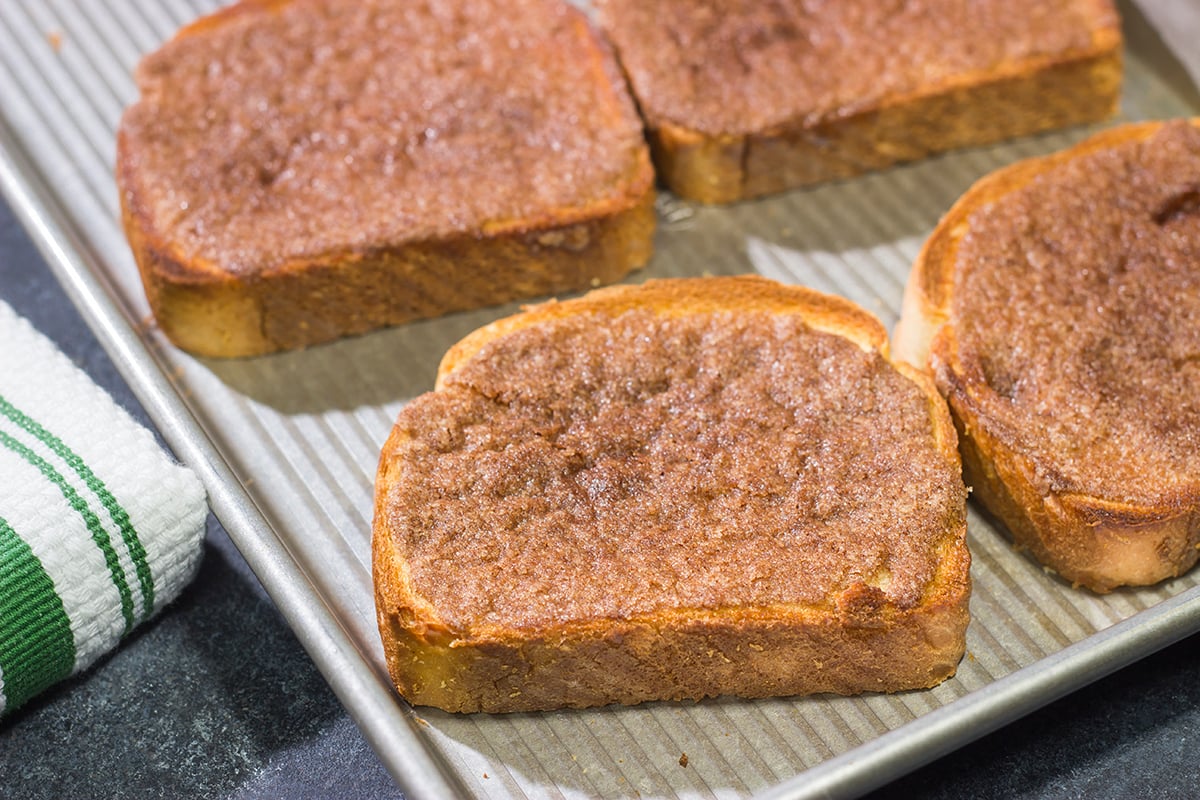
[1,195,1198,799]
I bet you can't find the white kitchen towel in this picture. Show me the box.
[0,300,206,715]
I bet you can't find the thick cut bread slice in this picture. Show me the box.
[117,0,655,357]
[373,275,969,713]
[895,119,1200,593]
[595,0,1122,204]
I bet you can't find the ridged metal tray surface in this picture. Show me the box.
[2,2,1198,798]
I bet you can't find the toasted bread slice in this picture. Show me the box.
[116,0,655,357]
[373,276,969,713]
[895,119,1200,593]
[595,0,1122,204]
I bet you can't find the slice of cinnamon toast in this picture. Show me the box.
[117,0,655,357]
[595,0,1122,203]
[895,119,1200,593]
[373,276,970,712]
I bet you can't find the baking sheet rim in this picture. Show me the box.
[6,121,1200,800]
[0,128,466,800]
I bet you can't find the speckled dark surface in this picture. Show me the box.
[0,199,402,798]
[1,194,1199,798]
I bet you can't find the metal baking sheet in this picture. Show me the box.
[2,2,1198,798]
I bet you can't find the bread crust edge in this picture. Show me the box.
[645,20,1122,204]
[894,118,1200,593]
[117,156,657,358]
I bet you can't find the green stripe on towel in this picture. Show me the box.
[0,394,154,620]
[0,430,136,635]
[0,516,76,713]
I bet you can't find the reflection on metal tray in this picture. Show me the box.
[1,1,1198,798]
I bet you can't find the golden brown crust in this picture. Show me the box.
[895,119,1200,593]
[436,272,891,386]
[116,0,655,357]
[118,170,655,357]
[373,276,970,712]
[598,0,1122,204]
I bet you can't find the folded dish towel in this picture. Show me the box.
[0,300,206,715]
